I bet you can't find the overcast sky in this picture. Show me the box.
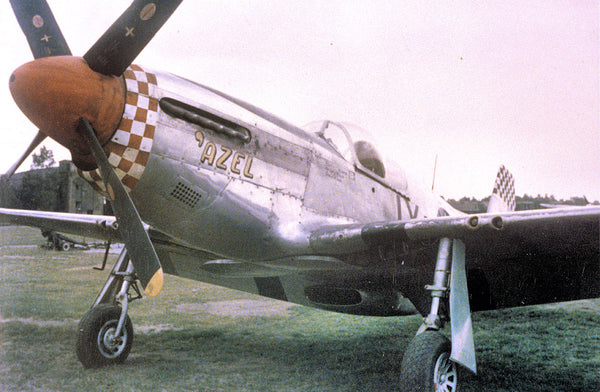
[1,1,598,200]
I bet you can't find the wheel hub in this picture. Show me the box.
[98,321,127,358]
[433,352,458,392]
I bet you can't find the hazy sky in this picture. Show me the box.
[1,1,598,200]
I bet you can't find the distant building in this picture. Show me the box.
[448,195,595,214]
[1,160,105,214]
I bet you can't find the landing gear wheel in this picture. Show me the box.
[61,242,71,251]
[400,331,458,392]
[76,304,133,368]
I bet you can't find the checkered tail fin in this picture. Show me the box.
[487,165,515,212]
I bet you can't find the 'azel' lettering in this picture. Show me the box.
[195,131,253,179]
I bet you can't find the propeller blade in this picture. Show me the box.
[4,131,47,180]
[77,117,163,297]
[9,0,71,58]
[83,0,182,76]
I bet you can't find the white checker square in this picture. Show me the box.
[133,71,148,83]
[136,95,150,109]
[146,109,159,123]
[125,78,138,92]
[111,129,131,145]
[130,120,147,136]
[123,103,137,120]
[122,147,139,162]
[129,163,145,179]
[140,137,153,152]
[108,152,122,167]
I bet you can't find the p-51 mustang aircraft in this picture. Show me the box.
[2,1,599,391]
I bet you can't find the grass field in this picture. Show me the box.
[1,226,599,391]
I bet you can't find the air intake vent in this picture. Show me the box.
[160,97,251,143]
[170,182,202,208]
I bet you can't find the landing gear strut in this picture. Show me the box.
[400,238,475,392]
[76,249,141,368]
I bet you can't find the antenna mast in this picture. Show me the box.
[431,154,438,191]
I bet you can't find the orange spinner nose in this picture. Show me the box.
[9,56,125,169]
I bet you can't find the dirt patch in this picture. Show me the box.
[135,323,182,334]
[84,245,124,254]
[175,299,294,318]
[0,315,78,327]
[0,245,38,250]
[0,312,184,334]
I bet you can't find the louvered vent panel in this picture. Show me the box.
[170,182,202,208]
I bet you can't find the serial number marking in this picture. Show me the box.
[195,131,253,179]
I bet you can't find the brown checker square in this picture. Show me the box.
[119,118,134,133]
[143,125,155,138]
[149,98,159,111]
[147,73,157,85]
[137,82,149,95]
[134,151,149,166]
[123,69,135,79]
[129,134,143,149]
[109,142,127,156]
[126,92,139,106]
[134,108,148,122]
[122,174,138,190]
[117,158,134,173]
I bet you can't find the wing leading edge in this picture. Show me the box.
[309,206,600,256]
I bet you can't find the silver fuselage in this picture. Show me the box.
[79,66,460,315]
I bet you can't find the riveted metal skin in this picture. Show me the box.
[63,66,599,317]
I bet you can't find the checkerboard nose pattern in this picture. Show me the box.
[78,65,158,196]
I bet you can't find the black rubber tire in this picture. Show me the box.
[76,304,133,368]
[399,331,458,392]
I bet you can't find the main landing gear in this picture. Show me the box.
[399,238,475,392]
[401,331,456,392]
[76,249,141,368]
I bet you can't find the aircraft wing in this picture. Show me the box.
[0,208,119,241]
[309,206,600,259]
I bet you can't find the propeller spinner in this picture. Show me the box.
[7,0,183,296]
[9,56,125,169]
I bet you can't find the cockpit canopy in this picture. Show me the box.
[305,120,407,192]
[305,120,386,177]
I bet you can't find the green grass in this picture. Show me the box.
[1,226,599,391]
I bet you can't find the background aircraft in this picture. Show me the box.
[1,1,598,391]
